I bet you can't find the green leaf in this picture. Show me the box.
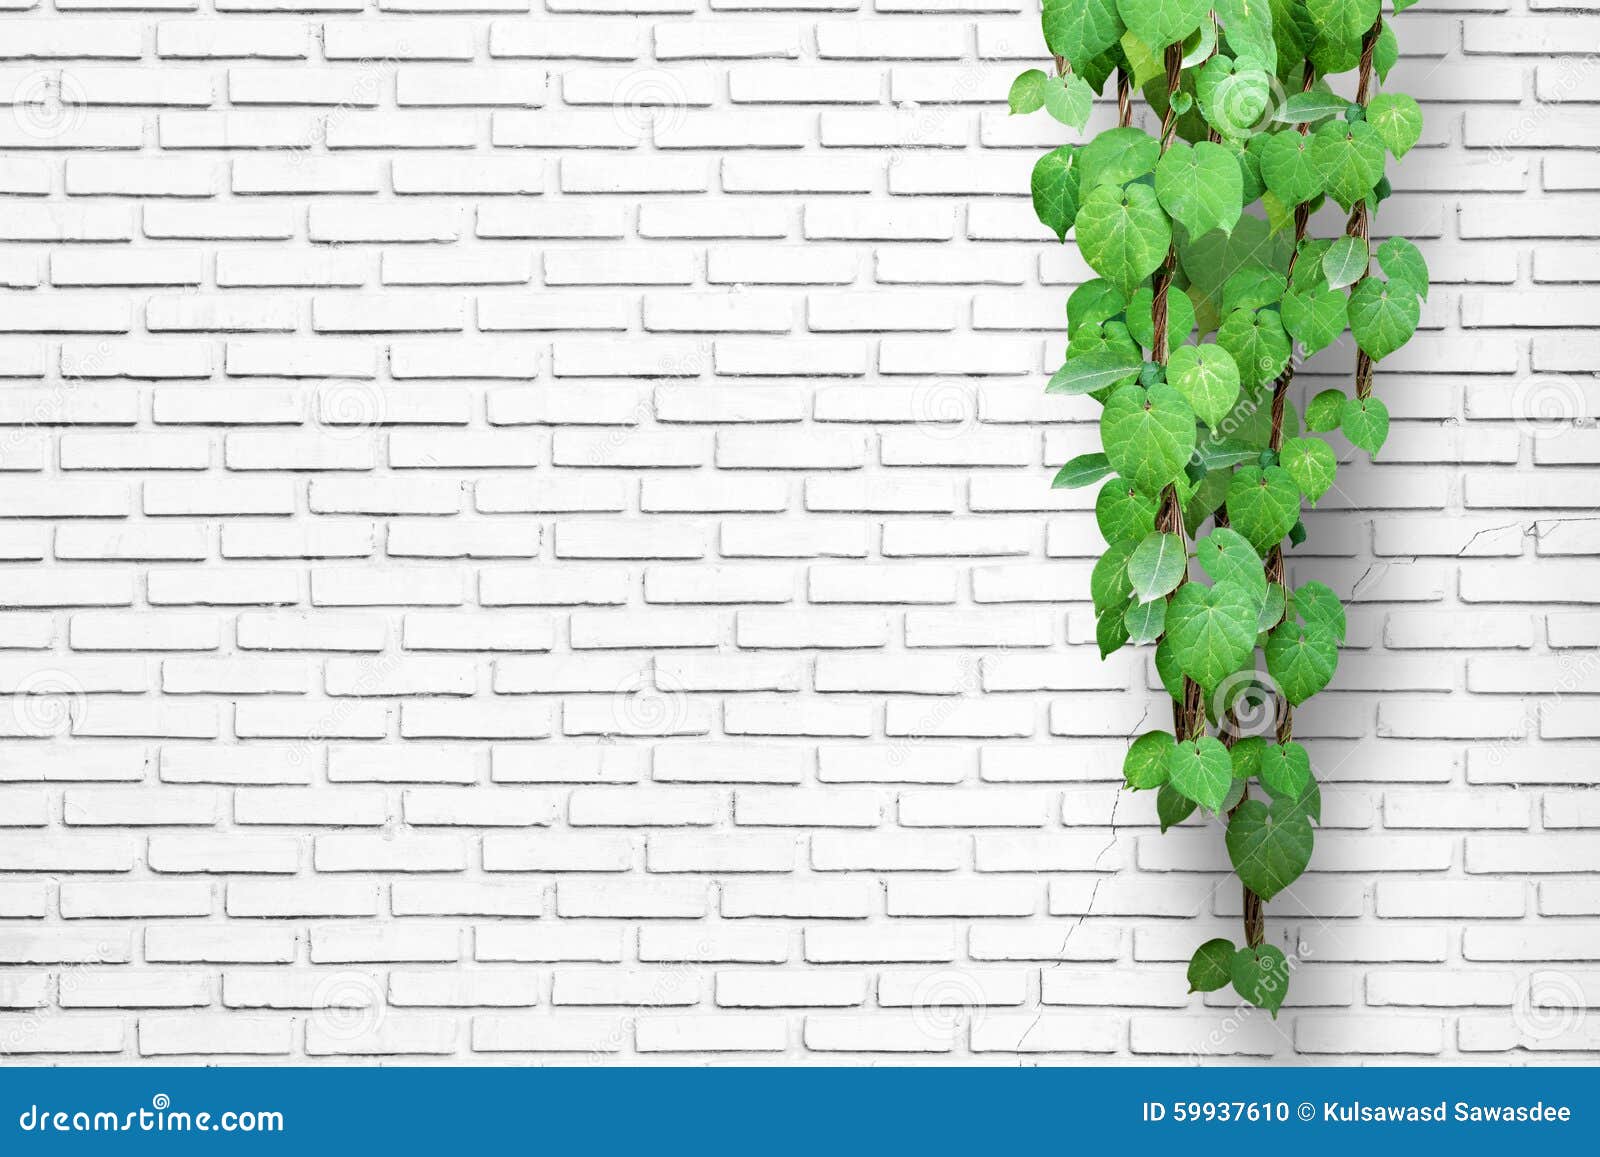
[1053,452,1115,490]
[1044,72,1096,130]
[1348,278,1420,361]
[1167,735,1235,812]
[1126,286,1196,351]
[1376,237,1429,301]
[1340,394,1389,455]
[1291,237,1332,292]
[1256,582,1287,633]
[1008,69,1049,115]
[1304,389,1345,432]
[1166,343,1241,432]
[1155,140,1244,239]
[1258,741,1311,798]
[1118,0,1210,50]
[1287,518,1307,547]
[1229,735,1266,781]
[1226,798,1314,901]
[1178,216,1293,319]
[1213,0,1276,71]
[1158,783,1198,832]
[1047,349,1144,395]
[1393,0,1421,11]
[1097,604,1130,658]
[1291,580,1346,643]
[1077,126,1161,191]
[1216,308,1290,389]
[1096,476,1158,542]
[1124,594,1167,643]
[1155,636,1185,701]
[1367,92,1423,159]
[1128,531,1188,603]
[1126,286,1190,353]
[1311,119,1385,211]
[1265,621,1339,705]
[1307,0,1379,43]
[1123,728,1174,789]
[1165,580,1260,691]
[1195,527,1265,598]
[1043,0,1125,76]
[1031,145,1081,242]
[1279,436,1337,502]
[1091,538,1137,614]
[1272,91,1349,125]
[1101,382,1197,497]
[1221,267,1287,315]
[1197,54,1273,139]
[1281,285,1347,357]
[1374,20,1399,81]
[1068,319,1142,367]
[1188,937,1236,993]
[1068,279,1127,334]
[1226,464,1301,556]
[1321,236,1368,290]
[1075,182,1172,296]
[1231,943,1290,1017]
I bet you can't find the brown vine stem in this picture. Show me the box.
[1151,43,1207,745]
[1220,61,1323,953]
[1345,19,1384,401]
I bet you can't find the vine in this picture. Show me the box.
[1017,0,1427,1014]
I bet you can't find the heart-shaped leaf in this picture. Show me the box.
[1128,531,1188,603]
[1188,937,1236,992]
[1124,594,1167,643]
[1042,0,1125,76]
[1101,382,1197,498]
[1258,741,1311,798]
[1376,237,1428,300]
[1340,393,1389,455]
[1009,69,1049,115]
[1123,728,1174,789]
[1043,72,1096,130]
[1367,92,1423,158]
[1164,580,1260,691]
[1155,139,1244,238]
[1095,476,1158,542]
[1118,0,1210,50]
[1322,236,1368,290]
[1225,798,1314,901]
[1348,277,1420,361]
[1167,735,1235,812]
[1281,285,1347,356]
[1310,119,1385,211]
[1230,943,1290,1016]
[1265,620,1339,705]
[1280,435,1338,502]
[1166,343,1241,432]
[1290,581,1346,643]
[1031,145,1082,242]
[1304,389,1345,432]
[1259,130,1322,206]
[1075,182,1173,296]
[1158,783,1198,832]
[1225,464,1301,555]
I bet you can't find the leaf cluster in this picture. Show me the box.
[1023,0,1427,1015]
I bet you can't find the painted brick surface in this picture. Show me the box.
[0,2,1595,1063]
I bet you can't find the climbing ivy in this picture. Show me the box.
[1021,0,1427,1016]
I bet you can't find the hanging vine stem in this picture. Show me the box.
[1020,1,1429,1014]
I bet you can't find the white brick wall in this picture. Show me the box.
[0,1,1596,1063]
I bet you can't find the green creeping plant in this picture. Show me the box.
[1020,0,1427,1017]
